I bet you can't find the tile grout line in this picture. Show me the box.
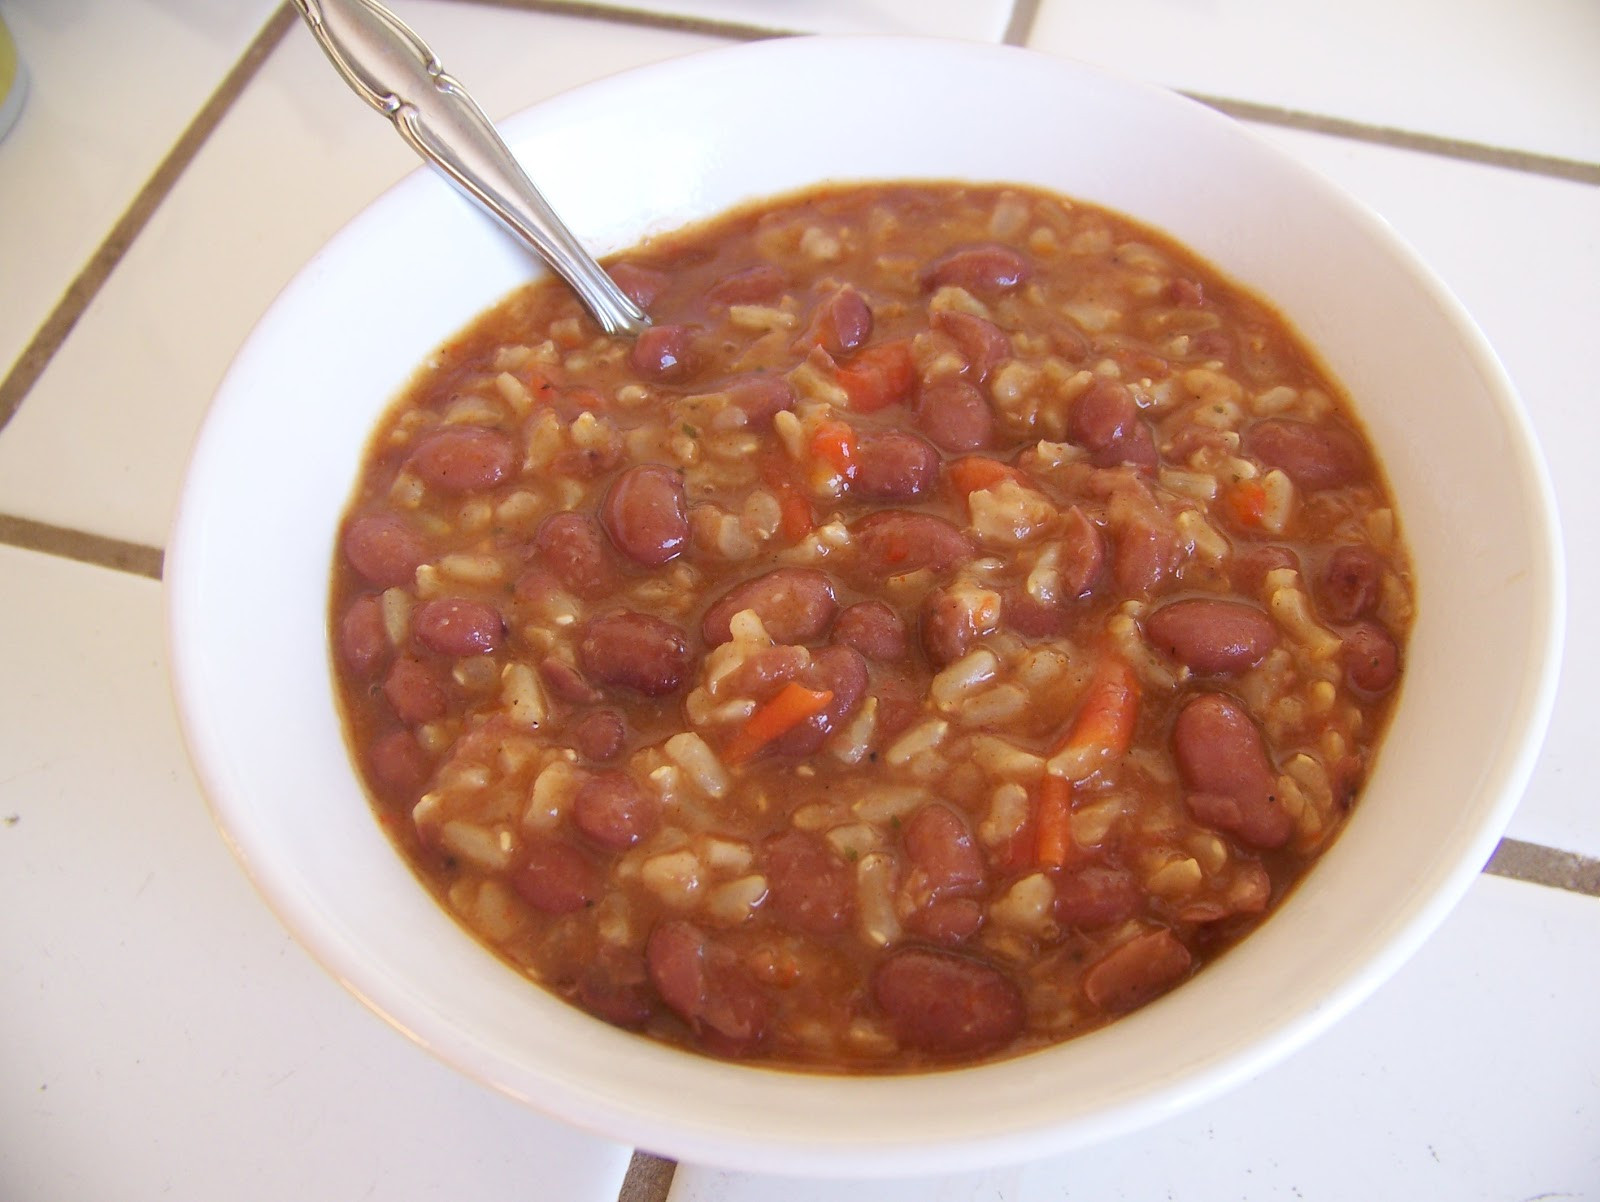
[1003,0,1043,47]
[1484,838,1600,897]
[0,4,300,439]
[1186,92,1600,185]
[0,513,163,580]
[442,0,793,41]
[619,1150,677,1202]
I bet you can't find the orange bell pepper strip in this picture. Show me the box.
[809,418,859,481]
[946,455,1029,497]
[1034,775,1076,868]
[722,684,835,765]
[1047,656,1140,782]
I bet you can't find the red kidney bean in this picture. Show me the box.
[412,597,503,657]
[1228,543,1300,594]
[904,897,985,946]
[916,378,995,452]
[1145,598,1278,674]
[1059,506,1106,599]
[921,588,980,668]
[383,657,447,725]
[700,567,838,646]
[534,512,620,597]
[1082,929,1192,1013]
[707,263,785,305]
[1111,508,1182,597]
[724,372,796,429]
[1002,588,1066,638]
[769,645,868,757]
[805,285,873,355]
[1071,379,1158,471]
[339,594,389,677]
[1169,277,1206,307]
[513,839,601,915]
[570,709,625,761]
[539,655,602,704]
[629,323,699,382]
[369,728,432,793]
[646,920,768,1055]
[601,464,688,566]
[721,644,809,697]
[922,243,1030,296]
[1319,544,1384,623]
[572,948,654,1029]
[1342,621,1400,694]
[343,513,426,587]
[871,948,1025,1056]
[903,805,985,899]
[763,830,856,936]
[1172,693,1293,849]
[577,611,691,697]
[931,309,1011,383]
[572,769,659,851]
[853,430,940,500]
[607,261,669,310]
[409,427,516,494]
[831,600,907,662]
[852,511,975,578]
[1055,866,1143,929]
[1244,418,1367,490]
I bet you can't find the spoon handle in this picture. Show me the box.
[292,0,651,336]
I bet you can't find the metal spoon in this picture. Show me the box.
[291,0,651,337]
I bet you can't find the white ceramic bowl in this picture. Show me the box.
[166,36,1562,1176]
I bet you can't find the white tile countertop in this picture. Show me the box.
[1,2,1595,1199]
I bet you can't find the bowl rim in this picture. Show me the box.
[165,33,1565,1176]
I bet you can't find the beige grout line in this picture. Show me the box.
[0,514,163,580]
[0,4,301,440]
[1485,838,1600,897]
[1187,92,1600,186]
[443,0,792,41]
[618,1151,677,1202]
[1003,0,1043,47]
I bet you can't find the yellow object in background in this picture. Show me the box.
[0,13,27,142]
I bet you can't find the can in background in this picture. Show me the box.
[0,12,28,143]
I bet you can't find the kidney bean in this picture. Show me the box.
[1082,929,1192,1013]
[1169,277,1206,307]
[412,597,503,657]
[513,839,602,915]
[383,656,447,725]
[1172,693,1293,849]
[1071,379,1158,471]
[1059,506,1106,599]
[903,805,985,899]
[1319,544,1384,623]
[1244,418,1367,490]
[763,830,856,936]
[1342,621,1400,694]
[931,309,1011,382]
[832,600,907,662]
[369,728,432,793]
[577,611,691,697]
[768,645,868,757]
[871,948,1025,1056]
[343,513,426,587]
[853,511,975,578]
[1145,598,1278,674]
[409,427,516,494]
[607,260,670,310]
[724,372,796,429]
[570,709,625,761]
[805,285,873,355]
[707,263,785,304]
[921,588,980,668]
[904,897,985,946]
[700,567,838,646]
[572,769,659,851]
[1228,544,1299,594]
[922,243,1030,296]
[1002,588,1066,638]
[916,379,995,452]
[601,464,688,566]
[339,594,389,677]
[539,655,602,705]
[646,920,768,1055]
[721,645,809,697]
[1055,866,1142,929]
[534,512,620,597]
[853,430,940,500]
[1111,509,1182,597]
[573,948,655,1030]
[629,323,699,382]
